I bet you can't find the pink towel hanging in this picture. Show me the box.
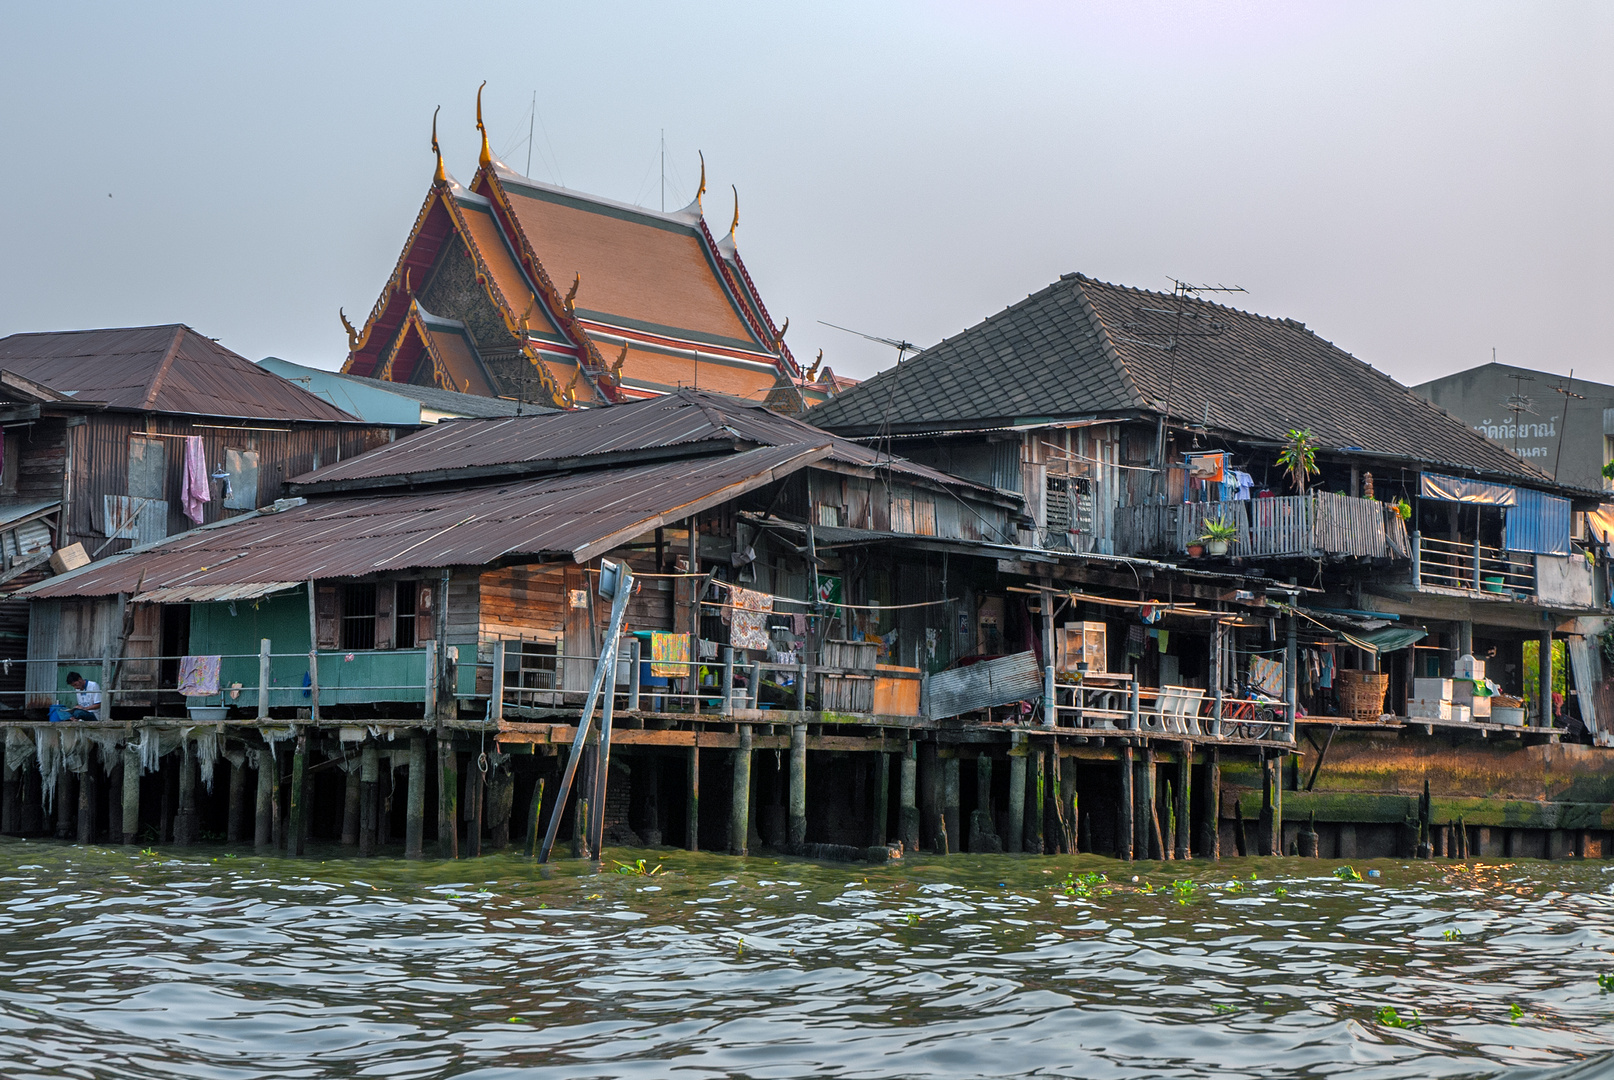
[181,436,210,524]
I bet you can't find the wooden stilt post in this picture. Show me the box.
[1119,745,1135,861]
[900,740,919,854]
[288,734,307,856]
[405,733,426,859]
[359,740,378,857]
[55,770,74,840]
[1175,744,1191,860]
[1007,737,1026,855]
[488,757,513,849]
[1027,743,1046,855]
[1,763,18,836]
[174,738,198,845]
[730,724,752,855]
[971,754,996,853]
[76,758,95,844]
[306,581,321,725]
[686,740,700,851]
[873,749,890,847]
[1144,746,1163,860]
[227,756,246,845]
[342,759,361,846]
[1202,747,1220,861]
[524,776,546,857]
[438,736,458,859]
[1060,753,1078,854]
[466,749,484,858]
[254,749,273,853]
[920,741,941,852]
[788,723,807,852]
[941,750,960,856]
[258,638,271,721]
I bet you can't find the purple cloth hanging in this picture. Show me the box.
[181,436,210,524]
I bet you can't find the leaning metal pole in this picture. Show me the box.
[537,561,635,863]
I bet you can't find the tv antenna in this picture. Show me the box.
[1143,277,1246,496]
[1501,367,1536,454]
[1552,370,1584,480]
[818,320,924,364]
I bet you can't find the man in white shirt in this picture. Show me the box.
[66,671,101,720]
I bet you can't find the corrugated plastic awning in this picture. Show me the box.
[1339,625,1427,656]
[1420,472,1517,506]
[131,583,301,604]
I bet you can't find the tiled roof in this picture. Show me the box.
[335,372,535,417]
[810,274,1553,485]
[0,325,359,422]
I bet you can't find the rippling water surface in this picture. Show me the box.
[3,839,1614,1079]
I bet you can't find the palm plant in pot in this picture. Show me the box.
[1200,515,1238,556]
[1276,428,1321,495]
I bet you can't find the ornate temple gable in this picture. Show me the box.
[342,187,456,378]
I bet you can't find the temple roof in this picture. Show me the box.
[0,325,358,422]
[809,274,1558,488]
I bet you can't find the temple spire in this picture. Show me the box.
[728,185,739,238]
[695,151,706,208]
[431,106,446,185]
[476,81,492,169]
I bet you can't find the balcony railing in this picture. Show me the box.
[1413,534,1536,598]
[1114,493,1411,560]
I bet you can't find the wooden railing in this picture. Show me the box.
[1115,493,1411,560]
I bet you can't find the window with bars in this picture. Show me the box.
[340,583,377,650]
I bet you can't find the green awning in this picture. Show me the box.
[1339,625,1427,656]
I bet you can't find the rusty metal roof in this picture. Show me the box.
[290,388,990,495]
[25,443,831,599]
[0,325,361,423]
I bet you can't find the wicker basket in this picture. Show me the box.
[1337,670,1389,722]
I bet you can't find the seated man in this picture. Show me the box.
[65,671,101,721]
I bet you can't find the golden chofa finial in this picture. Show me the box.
[695,150,706,208]
[728,185,739,237]
[611,343,627,382]
[476,80,492,169]
[431,106,446,185]
[340,308,360,352]
[563,273,579,315]
[807,350,824,382]
[773,316,789,354]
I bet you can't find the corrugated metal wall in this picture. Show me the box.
[1505,487,1571,556]
[65,416,395,558]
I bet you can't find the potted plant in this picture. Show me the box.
[1199,515,1238,556]
[1276,428,1320,494]
[1185,541,1205,558]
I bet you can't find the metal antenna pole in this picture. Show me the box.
[1552,370,1583,481]
[661,129,665,213]
[537,563,635,863]
[527,91,536,177]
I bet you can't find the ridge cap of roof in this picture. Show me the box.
[491,162,705,230]
[141,325,189,410]
[1068,278,1150,410]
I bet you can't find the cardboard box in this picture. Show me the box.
[1413,678,1453,702]
[1454,654,1485,681]
[47,543,88,575]
[1452,704,1471,723]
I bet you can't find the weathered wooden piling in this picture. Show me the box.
[342,759,361,847]
[1059,755,1077,854]
[438,736,459,859]
[75,758,95,845]
[488,756,513,849]
[919,741,941,852]
[55,771,73,840]
[1026,744,1045,854]
[464,752,484,858]
[941,751,960,856]
[1007,741,1026,854]
[288,734,307,855]
[686,743,700,852]
[1174,747,1191,860]
[524,777,546,857]
[254,751,273,852]
[359,741,378,857]
[405,733,426,859]
[1200,748,1220,860]
[730,724,752,855]
[176,739,200,846]
[873,750,890,847]
[788,723,807,851]
[970,754,998,852]
[900,740,919,853]
[227,756,246,845]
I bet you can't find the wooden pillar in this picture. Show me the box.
[1539,622,1554,727]
[1258,754,1274,856]
[1119,746,1135,861]
[900,740,919,853]
[1007,742,1026,855]
[438,736,459,859]
[465,751,484,858]
[730,724,752,855]
[1,764,18,836]
[226,757,246,845]
[270,750,284,850]
[919,741,941,852]
[288,734,307,856]
[487,758,513,849]
[253,749,273,853]
[55,770,73,840]
[970,754,995,852]
[1174,745,1191,860]
[1201,748,1220,861]
[873,750,890,847]
[941,751,960,856]
[75,758,95,844]
[405,733,426,859]
[1026,743,1045,855]
[378,754,393,848]
[359,741,378,857]
[686,742,700,852]
[173,739,198,846]
[788,723,807,851]
[1060,754,1078,854]
[1141,745,1162,860]
[342,761,361,847]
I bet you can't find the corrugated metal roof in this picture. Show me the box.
[0,326,361,423]
[25,443,831,599]
[290,389,989,495]
[0,500,59,528]
[132,583,302,604]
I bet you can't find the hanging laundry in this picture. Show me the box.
[1156,629,1170,653]
[791,613,808,636]
[1319,647,1335,689]
[650,632,690,679]
[181,435,210,525]
[176,655,221,696]
[729,586,772,650]
[1125,624,1146,660]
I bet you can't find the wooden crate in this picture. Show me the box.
[821,639,877,671]
[873,664,921,716]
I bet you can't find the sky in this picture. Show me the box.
[1,1,1610,389]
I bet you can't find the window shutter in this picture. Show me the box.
[374,582,395,650]
[315,585,339,649]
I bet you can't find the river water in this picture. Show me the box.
[2,840,1613,1079]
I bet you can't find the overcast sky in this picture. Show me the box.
[1,2,1609,389]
